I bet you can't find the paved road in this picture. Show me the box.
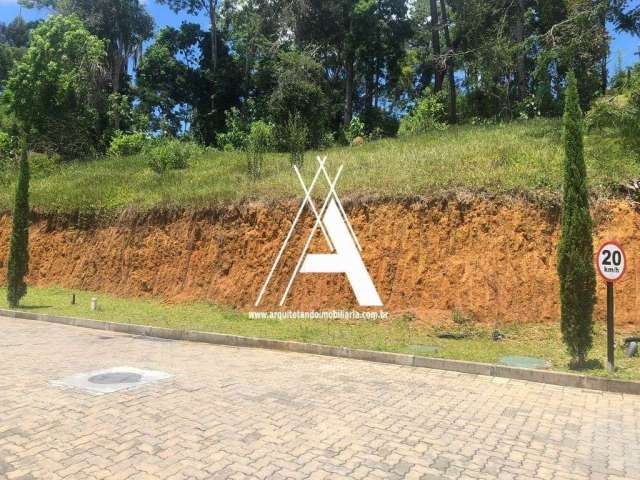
[1,316,640,480]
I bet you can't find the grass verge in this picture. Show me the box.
[0,119,637,213]
[2,285,640,381]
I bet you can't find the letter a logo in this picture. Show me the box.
[255,157,382,307]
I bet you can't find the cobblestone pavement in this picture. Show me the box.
[1,316,640,480]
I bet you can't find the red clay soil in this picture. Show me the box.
[1,196,640,325]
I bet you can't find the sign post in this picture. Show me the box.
[596,241,626,374]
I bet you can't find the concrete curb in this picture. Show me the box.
[2,308,639,395]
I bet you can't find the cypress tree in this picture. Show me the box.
[6,140,30,308]
[557,71,596,367]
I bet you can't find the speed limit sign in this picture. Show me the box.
[596,241,626,282]
[596,240,626,374]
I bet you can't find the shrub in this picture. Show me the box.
[557,71,596,367]
[345,115,365,144]
[284,113,308,168]
[318,131,335,151]
[246,120,274,178]
[216,107,249,152]
[268,50,329,148]
[108,131,148,157]
[398,90,447,136]
[360,107,399,138]
[146,139,194,174]
[586,96,640,153]
[586,66,640,154]
[0,131,15,158]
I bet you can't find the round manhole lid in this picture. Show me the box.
[88,372,142,385]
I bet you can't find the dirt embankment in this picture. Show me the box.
[1,196,639,325]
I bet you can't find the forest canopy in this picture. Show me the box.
[0,0,637,158]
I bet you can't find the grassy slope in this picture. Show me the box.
[2,285,640,380]
[0,119,637,213]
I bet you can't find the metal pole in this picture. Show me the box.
[607,282,614,374]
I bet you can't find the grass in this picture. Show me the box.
[0,119,638,213]
[3,285,640,381]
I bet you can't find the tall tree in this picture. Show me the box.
[4,15,108,157]
[6,140,29,309]
[557,71,596,367]
[136,23,241,143]
[439,0,456,122]
[429,0,443,92]
[155,0,221,112]
[19,0,153,96]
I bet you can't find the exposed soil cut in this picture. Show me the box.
[1,196,640,325]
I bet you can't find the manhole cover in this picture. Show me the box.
[499,356,548,369]
[407,345,440,355]
[51,367,172,395]
[89,372,142,384]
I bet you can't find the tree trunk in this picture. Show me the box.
[600,0,609,94]
[515,0,527,102]
[365,58,375,109]
[439,0,456,123]
[430,0,443,93]
[208,0,218,113]
[112,53,124,130]
[343,50,354,129]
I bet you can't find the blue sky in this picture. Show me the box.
[0,0,638,73]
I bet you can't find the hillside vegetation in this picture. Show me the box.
[0,119,638,214]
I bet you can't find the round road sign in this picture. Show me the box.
[596,241,626,283]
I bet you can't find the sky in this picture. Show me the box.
[0,0,638,73]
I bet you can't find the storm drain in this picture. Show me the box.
[50,367,172,395]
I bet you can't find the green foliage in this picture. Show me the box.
[246,120,274,178]
[345,115,366,143]
[3,15,107,158]
[0,131,15,159]
[586,66,640,153]
[216,107,248,152]
[2,119,640,213]
[268,50,329,148]
[136,23,242,144]
[6,141,29,308]
[108,131,148,158]
[360,107,399,138]
[398,90,447,136]
[284,113,308,168]
[557,72,596,367]
[146,139,195,175]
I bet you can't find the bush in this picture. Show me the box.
[107,131,148,157]
[216,107,249,152]
[360,107,399,138]
[284,113,308,168]
[398,90,447,136]
[268,50,329,148]
[318,131,336,151]
[246,120,274,178]
[586,95,640,153]
[586,66,640,154]
[0,131,15,159]
[147,139,195,174]
[345,115,365,144]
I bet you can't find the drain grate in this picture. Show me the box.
[51,367,172,395]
